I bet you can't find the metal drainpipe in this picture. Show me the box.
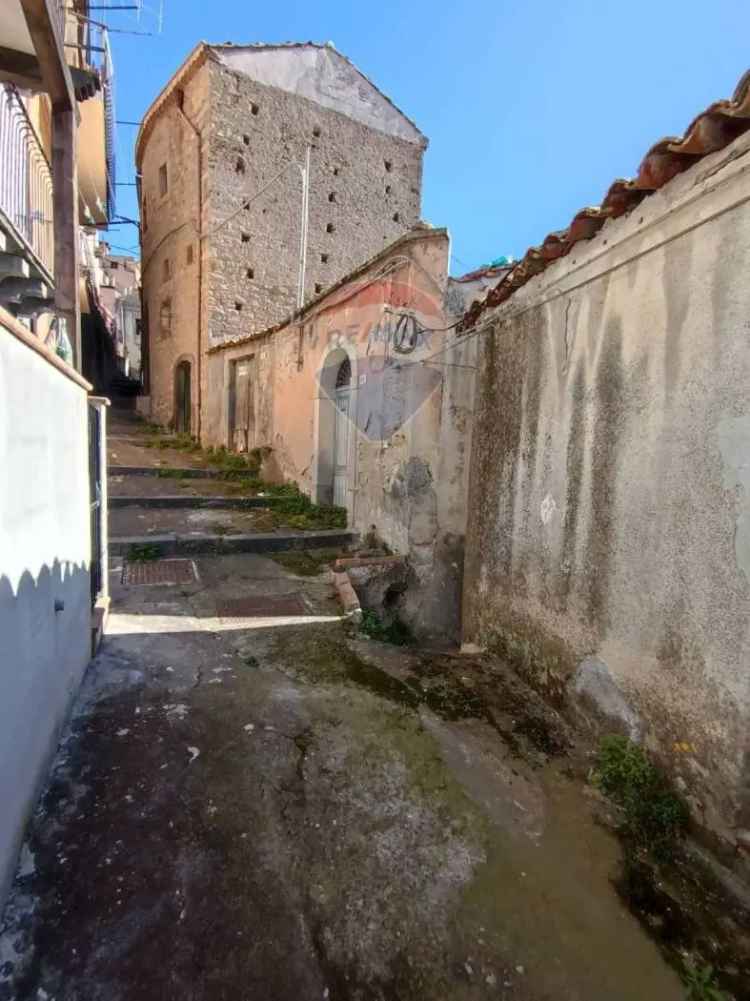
[176,89,203,441]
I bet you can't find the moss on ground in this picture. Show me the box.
[360,609,414,646]
[271,622,494,726]
[127,543,160,561]
[269,549,342,576]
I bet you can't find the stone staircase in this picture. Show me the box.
[107,410,356,559]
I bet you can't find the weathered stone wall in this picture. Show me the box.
[206,230,475,641]
[462,130,750,848]
[204,57,424,347]
[140,50,425,438]
[139,63,210,432]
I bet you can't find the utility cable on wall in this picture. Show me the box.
[141,158,301,276]
[200,161,299,241]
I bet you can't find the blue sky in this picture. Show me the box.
[106,0,748,274]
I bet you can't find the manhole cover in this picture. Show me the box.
[217,594,308,617]
[122,559,198,586]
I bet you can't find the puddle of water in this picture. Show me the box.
[458,768,685,1000]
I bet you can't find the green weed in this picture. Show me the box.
[135,421,163,436]
[681,959,730,1001]
[264,483,346,529]
[127,543,160,561]
[360,609,414,646]
[592,735,689,861]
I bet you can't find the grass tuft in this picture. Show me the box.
[592,735,689,861]
[360,609,413,646]
[127,543,160,561]
[681,959,730,1001]
[264,483,346,529]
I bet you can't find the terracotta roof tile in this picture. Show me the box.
[461,69,750,330]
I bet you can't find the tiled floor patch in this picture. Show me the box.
[121,559,198,586]
[217,594,308,617]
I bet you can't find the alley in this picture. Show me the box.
[2,9,750,1000]
[0,445,684,1000]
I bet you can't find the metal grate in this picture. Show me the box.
[217,595,308,618]
[121,559,198,586]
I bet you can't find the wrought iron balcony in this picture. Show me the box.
[62,14,116,223]
[0,83,55,280]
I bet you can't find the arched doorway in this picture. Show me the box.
[174,360,191,433]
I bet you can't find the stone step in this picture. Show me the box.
[109,495,277,510]
[109,464,258,480]
[110,530,357,558]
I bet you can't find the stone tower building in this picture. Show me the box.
[135,42,427,439]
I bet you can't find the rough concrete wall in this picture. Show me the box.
[206,232,474,640]
[463,131,750,847]
[0,330,91,911]
[139,63,210,432]
[204,58,423,347]
[214,45,425,145]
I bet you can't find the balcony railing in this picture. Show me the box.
[62,12,117,222]
[0,84,55,279]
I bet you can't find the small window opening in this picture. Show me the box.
[313,126,321,138]
[320,253,329,263]
[250,102,259,116]
[246,267,254,279]
[326,223,335,234]
[328,192,336,203]
[241,232,250,243]
[335,356,351,388]
[392,212,400,223]
[385,184,392,194]
[332,167,339,176]
[235,156,246,174]
[162,257,170,282]
[315,283,323,294]
[243,134,250,146]
[160,299,171,336]
[235,301,243,312]
[384,160,392,172]
[158,163,168,196]
[186,244,193,265]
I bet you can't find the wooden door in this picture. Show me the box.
[175,361,191,433]
[229,356,256,452]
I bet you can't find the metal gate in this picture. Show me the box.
[88,402,103,605]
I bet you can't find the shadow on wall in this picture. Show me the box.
[81,313,119,395]
[0,560,91,914]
